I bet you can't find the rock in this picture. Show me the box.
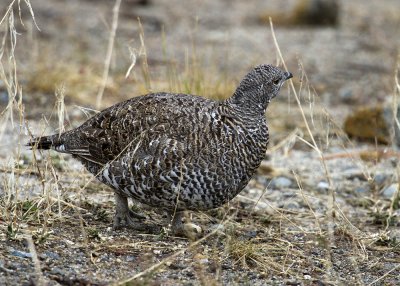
[9,249,32,259]
[168,262,187,270]
[124,0,150,5]
[382,184,399,199]
[270,177,292,189]
[383,104,400,147]
[343,168,367,181]
[373,174,388,186]
[0,91,8,104]
[258,0,339,27]
[285,201,300,209]
[257,162,276,175]
[2,261,22,272]
[344,103,400,147]
[344,105,390,144]
[181,223,202,240]
[0,260,12,273]
[243,230,258,239]
[317,181,329,191]
[236,189,274,214]
[50,267,66,276]
[256,176,269,187]
[44,251,60,260]
[359,150,389,162]
[251,201,275,214]
[339,87,356,104]
[194,253,209,265]
[355,187,369,194]
[99,254,110,263]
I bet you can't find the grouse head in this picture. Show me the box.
[229,64,292,112]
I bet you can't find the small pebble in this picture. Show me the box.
[168,262,186,270]
[317,181,329,191]
[382,184,398,199]
[194,254,209,264]
[10,249,32,259]
[355,187,368,194]
[256,176,269,186]
[270,177,291,189]
[251,201,274,214]
[339,87,354,103]
[343,169,366,181]
[244,230,258,239]
[50,267,65,276]
[373,174,387,186]
[44,251,60,260]
[0,91,8,104]
[6,261,25,271]
[286,201,300,209]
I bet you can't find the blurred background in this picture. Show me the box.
[1,0,399,145]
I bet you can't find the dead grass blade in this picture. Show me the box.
[96,0,121,109]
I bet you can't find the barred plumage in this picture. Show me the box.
[28,64,292,235]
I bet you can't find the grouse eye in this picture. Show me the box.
[273,79,280,85]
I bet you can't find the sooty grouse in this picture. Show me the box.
[28,64,292,236]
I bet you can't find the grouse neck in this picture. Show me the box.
[225,88,270,118]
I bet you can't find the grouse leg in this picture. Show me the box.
[113,192,146,229]
[168,211,202,239]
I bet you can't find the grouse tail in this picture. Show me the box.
[26,135,56,150]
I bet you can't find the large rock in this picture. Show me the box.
[383,104,400,147]
[343,105,391,145]
[259,0,339,27]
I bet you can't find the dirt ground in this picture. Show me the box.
[0,0,399,285]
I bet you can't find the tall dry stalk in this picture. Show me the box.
[96,0,121,109]
[269,17,338,282]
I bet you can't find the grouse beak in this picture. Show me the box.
[284,72,293,81]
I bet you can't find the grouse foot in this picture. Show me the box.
[168,211,202,240]
[113,193,149,231]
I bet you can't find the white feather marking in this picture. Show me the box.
[112,177,119,189]
[103,168,112,185]
[159,174,168,182]
[56,144,65,152]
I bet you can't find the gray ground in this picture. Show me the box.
[0,0,399,285]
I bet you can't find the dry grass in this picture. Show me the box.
[0,1,399,285]
[26,61,110,105]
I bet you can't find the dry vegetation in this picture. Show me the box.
[1,0,400,285]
